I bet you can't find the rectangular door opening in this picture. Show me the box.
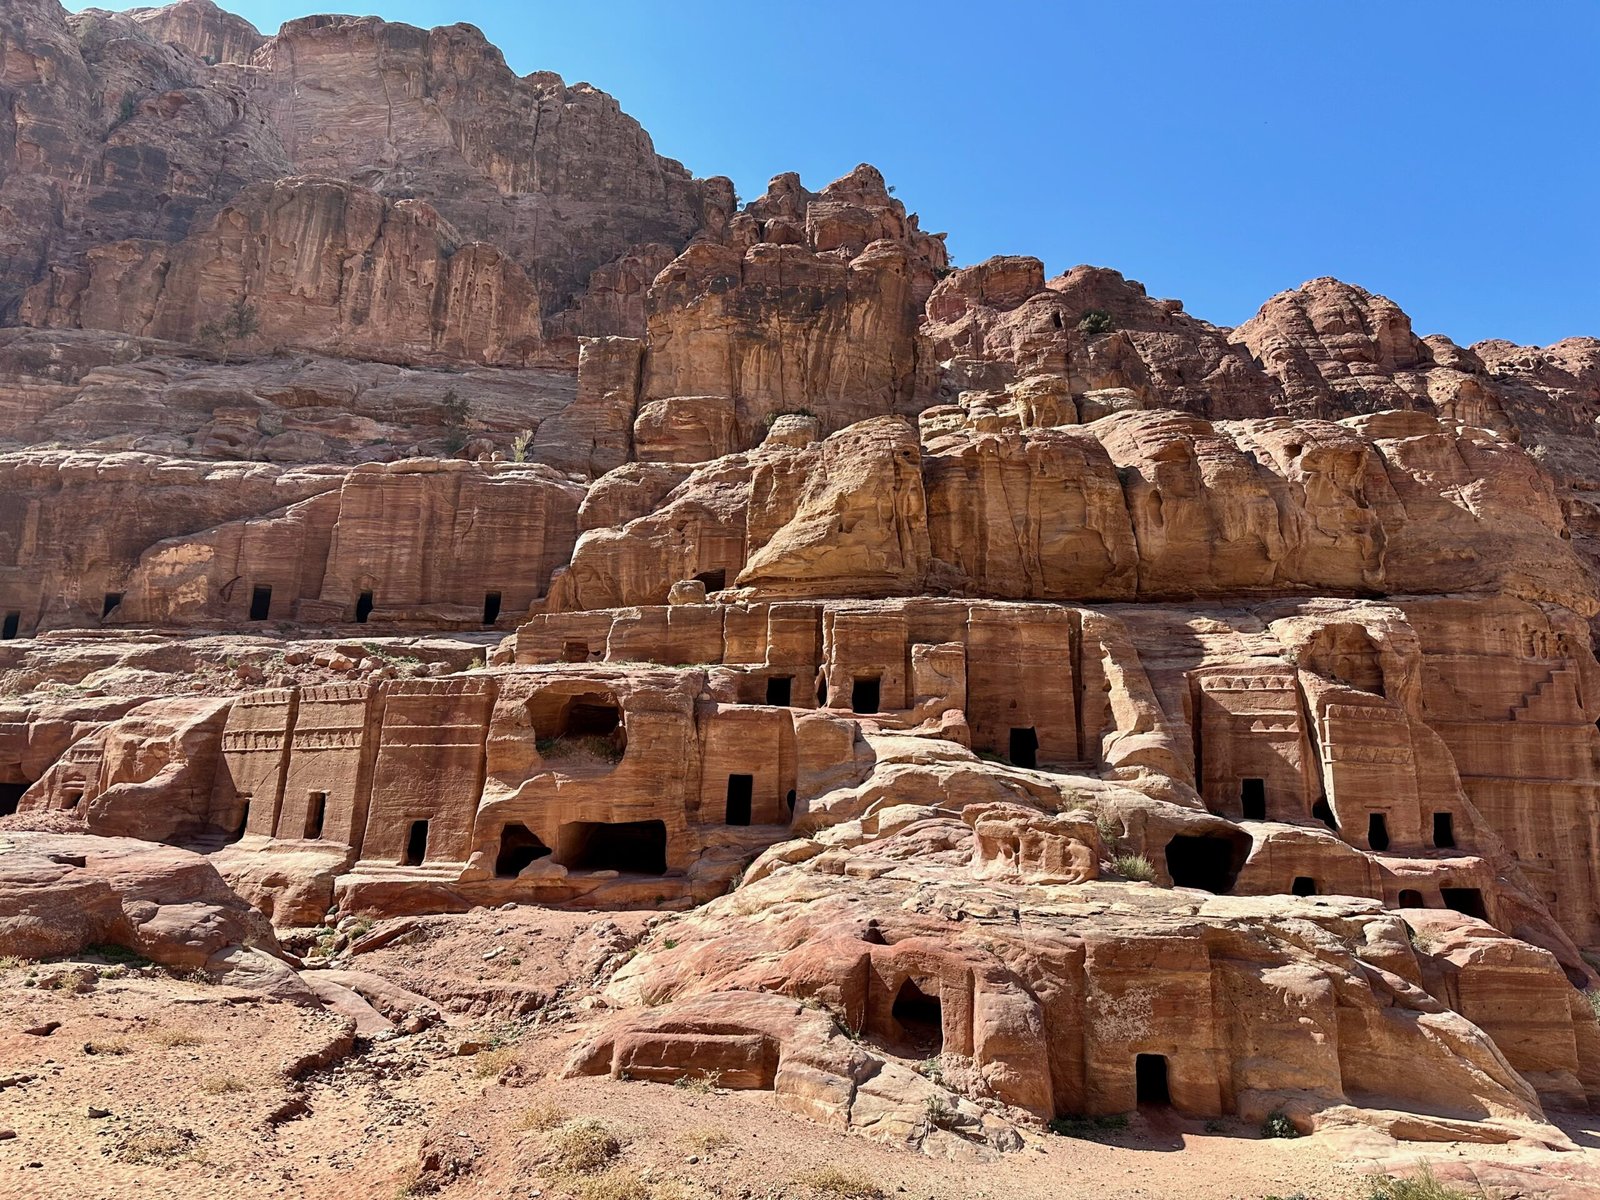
[402,819,429,866]
[890,978,943,1056]
[355,591,374,623]
[482,591,502,625]
[101,592,124,618]
[1367,812,1391,852]
[1398,889,1425,908]
[1135,1053,1170,1106]
[249,585,272,621]
[850,676,881,714]
[1241,778,1266,820]
[725,773,754,826]
[1291,876,1317,896]
[693,568,726,592]
[1009,727,1039,769]
[1,612,18,640]
[765,676,792,706]
[304,791,326,840]
[1432,812,1456,849]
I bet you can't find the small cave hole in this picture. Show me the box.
[557,819,668,875]
[765,675,792,706]
[850,676,881,714]
[1442,887,1487,920]
[1432,812,1456,849]
[1291,876,1318,897]
[1009,727,1039,769]
[1368,812,1391,852]
[482,590,502,625]
[495,823,552,877]
[249,585,272,621]
[355,591,374,623]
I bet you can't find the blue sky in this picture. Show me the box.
[72,0,1599,346]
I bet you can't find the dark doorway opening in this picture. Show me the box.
[561,640,589,663]
[495,823,552,877]
[304,791,326,839]
[566,700,621,737]
[1432,812,1456,849]
[249,585,272,621]
[403,819,429,866]
[890,978,943,1054]
[1398,889,1425,908]
[786,789,797,816]
[0,782,25,817]
[1,612,19,640]
[1241,778,1266,820]
[1368,812,1391,852]
[1312,798,1338,831]
[766,676,792,706]
[1442,887,1487,920]
[101,592,123,618]
[851,676,881,714]
[1292,876,1318,897]
[355,591,374,623]
[1164,833,1247,894]
[1135,1053,1170,1106]
[1009,727,1039,768]
[817,676,829,707]
[62,787,83,811]
[693,568,726,592]
[725,774,753,825]
[483,591,502,625]
[558,819,668,875]
[228,794,249,842]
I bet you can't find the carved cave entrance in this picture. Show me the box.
[851,676,881,714]
[1368,812,1391,852]
[2,612,20,640]
[557,819,667,875]
[1241,778,1266,820]
[483,591,502,625]
[1292,876,1317,896]
[1442,887,1487,920]
[355,591,374,623]
[1135,1054,1171,1106]
[249,585,272,621]
[1398,889,1425,908]
[1009,727,1039,769]
[890,978,943,1056]
[305,791,326,839]
[725,774,753,826]
[101,592,123,618]
[0,782,25,817]
[403,819,429,866]
[1432,812,1456,849]
[766,676,792,706]
[1164,831,1248,894]
[496,823,552,877]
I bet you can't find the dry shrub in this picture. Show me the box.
[515,1098,568,1132]
[474,1044,521,1079]
[683,1125,730,1153]
[114,1121,196,1164]
[796,1168,885,1199]
[151,1026,206,1048]
[548,1118,621,1174]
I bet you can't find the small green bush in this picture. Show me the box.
[1365,1165,1486,1200]
[1114,853,1156,882]
[1077,308,1115,337]
[1260,1109,1301,1139]
[537,735,624,764]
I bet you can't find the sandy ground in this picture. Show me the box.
[3,907,1599,1200]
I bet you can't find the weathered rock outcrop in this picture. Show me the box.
[22,176,549,366]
